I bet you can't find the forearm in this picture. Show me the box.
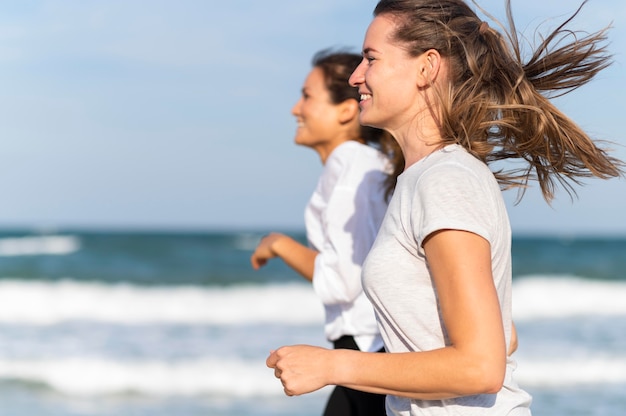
[270,234,317,282]
[331,347,505,400]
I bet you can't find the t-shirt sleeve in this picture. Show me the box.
[413,162,496,247]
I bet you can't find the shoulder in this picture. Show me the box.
[318,142,389,200]
[402,145,492,185]
[400,146,504,244]
[326,141,390,175]
[396,145,499,208]
[330,140,380,161]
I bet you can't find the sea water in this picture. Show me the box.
[0,230,624,416]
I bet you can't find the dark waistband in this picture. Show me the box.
[333,335,359,350]
[333,335,385,352]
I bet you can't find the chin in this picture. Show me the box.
[294,138,311,148]
[359,111,378,128]
[360,117,382,129]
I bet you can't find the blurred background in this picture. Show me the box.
[0,0,624,234]
[0,1,624,415]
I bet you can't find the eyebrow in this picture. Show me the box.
[362,47,378,56]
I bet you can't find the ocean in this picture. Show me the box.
[0,229,624,416]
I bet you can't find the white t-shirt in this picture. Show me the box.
[305,140,389,352]
[362,144,532,415]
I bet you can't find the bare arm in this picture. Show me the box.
[250,232,318,282]
[267,229,507,399]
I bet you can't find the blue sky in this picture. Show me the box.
[0,0,624,235]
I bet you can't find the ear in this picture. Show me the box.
[416,49,442,88]
[337,98,359,124]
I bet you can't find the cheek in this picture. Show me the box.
[383,80,415,111]
[302,101,322,120]
[365,80,416,128]
[300,106,337,138]
[308,104,336,126]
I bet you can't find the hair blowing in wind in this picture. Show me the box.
[374,0,624,202]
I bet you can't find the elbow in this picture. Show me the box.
[480,372,505,395]
[462,357,505,395]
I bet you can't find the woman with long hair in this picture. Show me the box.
[266,2,622,415]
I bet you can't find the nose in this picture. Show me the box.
[291,97,302,116]
[349,60,365,87]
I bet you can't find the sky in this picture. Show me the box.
[0,0,624,236]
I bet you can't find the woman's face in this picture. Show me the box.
[349,15,422,131]
[291,67,343,153]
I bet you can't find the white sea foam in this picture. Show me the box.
[0,357,281,397]
[0,354,623,397]
[512,275,626,320]
[0,235,80,256]
[0,276,624,325]
[515,355,626,387]
[0,280,324,325]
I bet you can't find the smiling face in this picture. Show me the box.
[349,15,424,132]
[291,67,346,161]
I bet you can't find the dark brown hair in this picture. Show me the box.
[313,49,403,198]
[374,0,622,201]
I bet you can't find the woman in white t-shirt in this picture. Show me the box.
[251,49,401,416]
[265,1,623,416]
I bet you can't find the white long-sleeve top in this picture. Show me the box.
[304,140,390,352]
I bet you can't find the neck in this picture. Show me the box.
[391,124,444,170]
[315,138,354,165]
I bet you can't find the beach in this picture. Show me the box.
[0,230,625,415]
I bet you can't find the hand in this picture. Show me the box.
[266,345,332,396]
[250,233,285,269]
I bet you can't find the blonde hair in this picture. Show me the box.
[374,0,623,201]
